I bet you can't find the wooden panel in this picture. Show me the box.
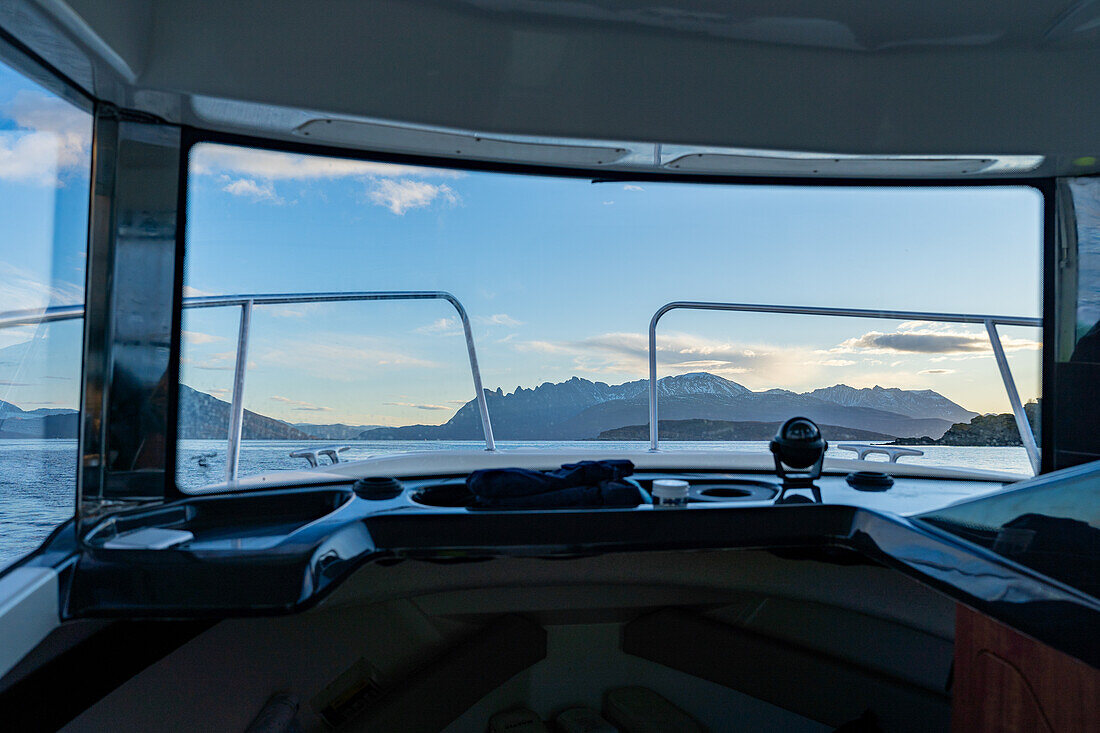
[953,604,1100,732]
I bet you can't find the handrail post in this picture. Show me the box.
[448,295,496,451]
[0,290,498,465]
[226,299,253,482]
[647,301,1041,474]
[985,320,1041,474]
[648,309,662,451]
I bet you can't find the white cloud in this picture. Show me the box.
[0,91,91,185]
[623,184,644,191]
[222,177,284,204]
[257,336,442,381]
[416,317,461,335]
[182,285,217,298]
[515,331,807,382]
[818,359,857,367]
[367,178,459,215]
[0,261,83,314]
[602,201,615,205]
[514,340,572,354]
[382,401,451,411]
[476,313,523,327]
[182,330,225,345]
[270,395,333,412]
[192,144,461,181]
[191,144,466,209]
[190,351,254,370]
[828,325,1040,355]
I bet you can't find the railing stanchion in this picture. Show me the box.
[226,299,252,483]
[647,301,1042,475]
[648,307,666,451]
[0,291,499,466]
[448,295,496,451]
[985,319,1041,474]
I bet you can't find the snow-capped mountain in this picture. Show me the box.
[360,372,972,441]
[807,385,976,423]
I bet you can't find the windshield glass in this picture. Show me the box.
[178,142,1041,490]
[0,57,91,567]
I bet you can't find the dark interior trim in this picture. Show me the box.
[181,125,1051,189]
[0,620,213,732]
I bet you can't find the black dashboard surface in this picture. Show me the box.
[15,468,1100,669]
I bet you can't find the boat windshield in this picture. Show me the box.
[0,56,91,565]
[176,142,1042,490]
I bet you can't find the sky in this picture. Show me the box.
[181,145,1043,425]
[0,56,1043,430]
[0,59,90,413]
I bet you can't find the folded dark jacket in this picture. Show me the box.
[474,481,641,508]
[468,460,638,508]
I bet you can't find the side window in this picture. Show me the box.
[0,57,91,568]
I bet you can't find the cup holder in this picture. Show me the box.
[699,487,751,498]
[411,482,473,507]
[690,480,777,502]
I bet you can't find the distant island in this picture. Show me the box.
[890,403,1040,447]
[0,386,382,441]
[594,419,893,441]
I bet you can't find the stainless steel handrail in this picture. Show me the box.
[0,291,497,481]
[648,302,1042,474]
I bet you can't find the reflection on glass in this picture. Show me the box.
[0,60,91,567]
[920,462,1100,598]
[1069,178,1100,362]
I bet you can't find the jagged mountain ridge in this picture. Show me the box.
[0,373,977,442]
[806,384,976,423]
[360,372,973,440]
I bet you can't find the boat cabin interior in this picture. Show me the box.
[0,2,1098,732]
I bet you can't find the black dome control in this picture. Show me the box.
[845,471,894,492]
[353,476,403,500]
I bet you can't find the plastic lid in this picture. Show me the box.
[651,479,690,499]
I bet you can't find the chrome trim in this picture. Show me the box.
[648,302,1042,473]
[226,299,252,482]
[189,291,498,476]
[3,290,497,483]
[985,319,1041,473]
[836,444,925,463]
[79,112,183,520]
[289,445,350,468]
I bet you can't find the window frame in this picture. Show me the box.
[170,127,1055,495]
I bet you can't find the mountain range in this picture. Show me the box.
[359,372,977,441]
[0,402,79,438]
[0,373,977,442]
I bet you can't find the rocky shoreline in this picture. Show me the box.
[890,404,1039,447]
[595,419,893,442]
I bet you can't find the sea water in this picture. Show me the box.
[0,439,1033,568]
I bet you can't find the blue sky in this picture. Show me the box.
[0,61,90,412]
[0,54,1043,427]
[181,144,1042,425]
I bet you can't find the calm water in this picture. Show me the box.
[0,439,1032,568]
